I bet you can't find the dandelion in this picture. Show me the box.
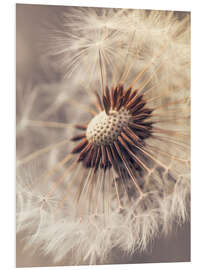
[17,7,190,266]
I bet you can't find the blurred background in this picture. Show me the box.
[16,4,190,267]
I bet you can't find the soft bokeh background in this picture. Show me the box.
[16,4,190,267]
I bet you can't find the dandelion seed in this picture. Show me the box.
[71,85,154,203]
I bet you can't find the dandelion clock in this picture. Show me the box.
[16,4,190,267]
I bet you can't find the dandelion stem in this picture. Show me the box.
[99,49,105,95]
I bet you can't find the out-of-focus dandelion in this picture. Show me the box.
[17,7,190,265]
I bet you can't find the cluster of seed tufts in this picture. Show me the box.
[86,108,131,145]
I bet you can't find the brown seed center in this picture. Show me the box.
[86,108,131,145]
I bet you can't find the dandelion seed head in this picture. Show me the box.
[86,108,131,145]
[17,6,190,266]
